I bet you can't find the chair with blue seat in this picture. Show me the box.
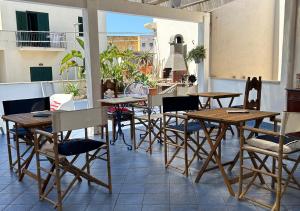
[2,97,51,176]
[238,112,300,210]
[162,96,216,176]
[34,107,112,211]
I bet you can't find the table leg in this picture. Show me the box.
[202,97,211,109]
[195,122,235,196]
[110,106,132,150]
[5,121,13,169]
[14,123,22,178]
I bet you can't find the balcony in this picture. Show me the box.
[15,31,67,50]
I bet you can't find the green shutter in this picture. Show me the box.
[30,67,53,82]
[36,12,50,47]
[16,11,28,30]
[36,12,49,31]
[78,16,83,37]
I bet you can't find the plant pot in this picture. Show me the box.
[194,58,202,64]
[140,65,152,75]
[187,85,197,94]
[149,87,158,96]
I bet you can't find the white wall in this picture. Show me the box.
[210,0,279,81]
[292,0,300,86]
[153,18,199,76]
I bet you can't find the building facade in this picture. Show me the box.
[0,0,106,83]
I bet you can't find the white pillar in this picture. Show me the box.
[197,13,210,93]
[82,0,101,109]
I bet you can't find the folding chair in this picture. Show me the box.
[2,97,50,177]
[238,112,300,210]
[163,96,215,176]
[133,93,175,154]
[34,107,112,211]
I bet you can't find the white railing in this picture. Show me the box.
[15,31,67,48]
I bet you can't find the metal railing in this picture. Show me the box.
[15,31,67,48]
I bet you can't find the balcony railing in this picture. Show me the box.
[15,31,67,48]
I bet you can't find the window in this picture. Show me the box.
[78,16,83,37]
[30,67,53,82]
[142,43,146,47]
[16,11,50,47]
[149,42,154,47]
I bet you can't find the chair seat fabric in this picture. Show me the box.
[168,121,214,133]
[9,127,27,136]
[246,134,300,154]
[136,113,163,121]
[58,139,105,156]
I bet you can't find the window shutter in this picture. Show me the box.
[36,12,50,47]
[30,67,53,82]
[16,11,28,31]
[78,16,83,37]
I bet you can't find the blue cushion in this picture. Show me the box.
[9,127,27,136]
[168,121,215,133]
[256,135,297,145]
[58,139,105,156]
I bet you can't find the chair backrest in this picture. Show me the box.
[148,92,176,107]
[101,79,118,99]
[243,76,262,110]
[163,96,199,113]
[41,81,55,97]
[50,94,74,111]
[124,82,149,97]
[3,97,50,115]
[52,107,107,133]
[280,112,300,136]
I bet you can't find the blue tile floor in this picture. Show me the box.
[0,123,299,211]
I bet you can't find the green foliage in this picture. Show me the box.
[64,82,80,97]
[60,38,85,79]
[187,45,206,63]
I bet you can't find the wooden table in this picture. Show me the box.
[2,112,52,180]
[98,97,146,150]
[189,92,242,109]
[186,108,279,196]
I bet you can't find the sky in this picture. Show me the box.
[106,12,154,35]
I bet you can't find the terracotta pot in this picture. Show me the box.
[149,87,158,96]
[140,65,152,75]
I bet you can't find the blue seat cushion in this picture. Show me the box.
[168,121,215,133]
[256,135,297,145]
[9,127,27,136]
[58,139,105,156]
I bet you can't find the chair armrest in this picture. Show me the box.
[241,126,280,137]
[34,129,53,139]
[163,112,188,120]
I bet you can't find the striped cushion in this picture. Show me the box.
[246,135,300,154]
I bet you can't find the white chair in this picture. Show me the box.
[50,94,74,111]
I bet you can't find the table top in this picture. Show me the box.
[187,108,279,124]
[98,96,147,105]
[2,111,52,128]
[189,92,242,98]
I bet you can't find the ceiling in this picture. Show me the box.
[127,0,236,12]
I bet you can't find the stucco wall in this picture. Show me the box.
[292,0,300,86]
[153,18,199,76]
[210,0,278,81]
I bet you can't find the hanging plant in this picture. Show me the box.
[187,45,206,64]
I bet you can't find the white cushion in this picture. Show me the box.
[246,137,300,154]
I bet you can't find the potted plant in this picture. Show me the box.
[187,74,197,94]
[187,45,206,64]
[146,75,158,96]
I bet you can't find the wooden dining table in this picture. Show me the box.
[2,111,52,181]
[186,108,279,196]
[98,96,147,150]
[189,92,242,109]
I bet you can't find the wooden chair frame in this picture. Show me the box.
[238,112,300,211]
[163,113,213,176]
[34,109,112,211]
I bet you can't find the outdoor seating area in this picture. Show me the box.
[1,0,300,210]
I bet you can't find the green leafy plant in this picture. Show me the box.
[187,45,206,63]
[64,82,80,97]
